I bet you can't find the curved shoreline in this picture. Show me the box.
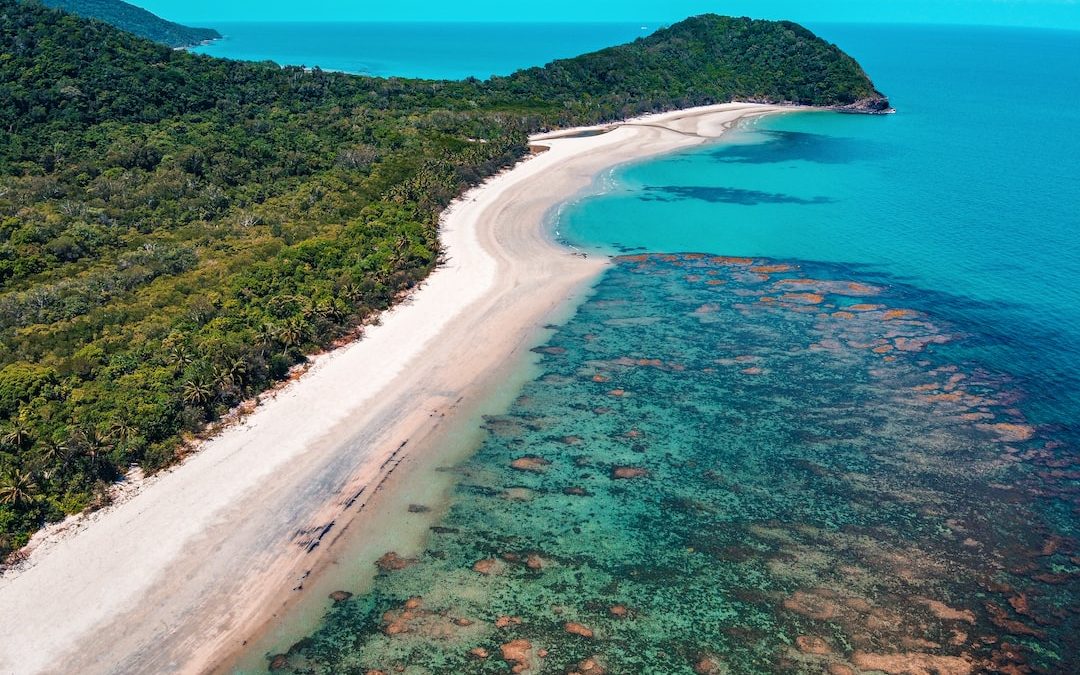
[0,102,785,675]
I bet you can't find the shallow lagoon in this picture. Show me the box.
[272,254,1078,673]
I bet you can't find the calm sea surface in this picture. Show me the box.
[192,22,655,78]
[228,23,1080,673]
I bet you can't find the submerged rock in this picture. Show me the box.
[500,638,533,672]
[795,635,831,655]
[472,558,504,575]
[611,466,648,480]
[374,551,414,572]
[328,590,352,603]
[851,651,974,675]
[510,455,551,472]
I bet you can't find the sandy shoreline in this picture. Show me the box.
[0,102,785,675]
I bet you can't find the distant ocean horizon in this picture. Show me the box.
[221,21,1080,674]
[191,22,659,79]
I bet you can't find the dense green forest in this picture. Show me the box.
[0,0,887,557]
[38,0,220,47]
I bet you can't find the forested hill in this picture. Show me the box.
[39,0,220,47]
[491,15,889,113]
[0,0,887,558]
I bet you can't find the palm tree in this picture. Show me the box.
[164,335,194,374]
[182,377,215,408]
[1,419,33,451]
[108,417,138,444]
[35,437,71,479]
[0,469,38,506]
[75,428,113,470]
[277,317,310,356]
[256,322,278,358]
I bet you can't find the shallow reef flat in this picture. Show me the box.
[271,254,1079,674]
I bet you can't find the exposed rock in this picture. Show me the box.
[609,604,628,618]
[454,617,474,627]
[565,622,594,638]
[832,96,894,114]
[328,590,353,603]
[470,647,489,659]
[526,554,544,570]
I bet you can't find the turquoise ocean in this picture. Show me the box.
[220,23,1080,673]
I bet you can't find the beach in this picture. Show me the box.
[0,102,782,675]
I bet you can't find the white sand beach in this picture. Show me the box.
[0,103,783,675]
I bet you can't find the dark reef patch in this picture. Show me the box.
[640,185,834,206]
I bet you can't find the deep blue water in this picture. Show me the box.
[192,22,656,78]
[239,23,1080,673]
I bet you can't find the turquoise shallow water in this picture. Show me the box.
[192,22,654,78]
[247,24,1080,674]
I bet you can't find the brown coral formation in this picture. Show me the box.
[783,589,840,621]
[611,466,648,479]
[510,455,551,472]
[375,551,415,572]
[495,615,522,628]
[693,655,724,674]
[980,423,1035,443]
[500,639,534,673]
[781,292,825,304]
[851,651,974,675]
[795,635,831,655]
[569,656,606,674]
[916,598,976,624]
[472,558,505,575]
[565,622,595,638]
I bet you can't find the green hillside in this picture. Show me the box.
[0,0,887,556]
[40,0,220,47]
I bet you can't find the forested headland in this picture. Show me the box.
[0,0,887,557]
[38,0,220,47]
